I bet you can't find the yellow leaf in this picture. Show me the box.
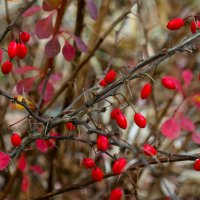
[44,0,62,9]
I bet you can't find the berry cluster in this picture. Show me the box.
[167,17,200,33]
[1,32,30,75]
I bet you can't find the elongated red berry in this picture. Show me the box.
[167,18,185,30]
[109,188,123,200]
[161,77,176,89]
[8,41,17,59]
[194,159,200,171]
[134,113,146,128]
[65,122,76,131]
[20,32,30,43]
[112,157,126,175]
[104,69,116,84]
[111,108,122,119]
[97,135,109,151]
[142,144,157,156]
[141,83,152,99]
[91,167,103,182]
[17,43,28,59]
[191,21,197,33]
[82,158,96,169]
[116,114,127,129]
[99,79,107,87]
[1,60,13,75]
[11,133,22,147]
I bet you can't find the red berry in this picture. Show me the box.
[141,83,152,99]
[161,77,176,89]
[111,108,122,119]
[91,167,103,182]
[109,188,123,200]
[11,133,22,147]
[20,32,30,43]
[82,158,96,169]
[142,144,157,156]
[112,157,126,175]
[191,21,197,33]
[99,79,107,87]
[116,113,127,129]
[167,18,185,30]
[65,122,76,131]
[134,113,146,128]
[17,43,28,59]
[194,159,200,171]
[1,60,13,75]
[104,69,117,84]
[97,135,109,151]
[8,41,17,59]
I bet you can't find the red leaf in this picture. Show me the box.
[35,139,48,153]
[50,72,63,82]
[21,174,29,192]
[38,80,54,102]
[22,5,42,17]
[85,0,98,20]
[62,41,76,61]
[45,36,61,57]
[182,69,193,88]
[14,66,39,75]
[178,117,195,132]
[192,132,200,144]
[17,154,26,172]
[74,36,88,53]
[30,165,44,175]
[35,14,53,39]
[161,118,181,139]
[0,48,3,64]
[16,77,35,94]
[42,1,55,11]
[0,152,10,171]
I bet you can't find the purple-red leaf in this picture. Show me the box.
[62,41,76,61]
[50,72,63,82]
[192,132,200,144]
[0,152,10,171]
[0,48,3,64]
[17,154,26,172]
[14,66,39,75]
[42,1,55,11]
[35,139,48,153]
[35,14,53,39]
[21,174,29,192]
[30,165,44,175]
[38,80,54,102]
[85,0,98,20]
[74,36,88,53]
[182,69,193,88]
[22,5,42,17]
[45,37,61,57]
[16,77,35,94]
[161,118,181,139]
[178,117,195,132]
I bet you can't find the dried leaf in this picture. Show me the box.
[161,118,181,139]
[0,48,3,64]
[35,14,54,39]
[44,0,62,9]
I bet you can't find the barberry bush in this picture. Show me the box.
[0,1,200,200]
